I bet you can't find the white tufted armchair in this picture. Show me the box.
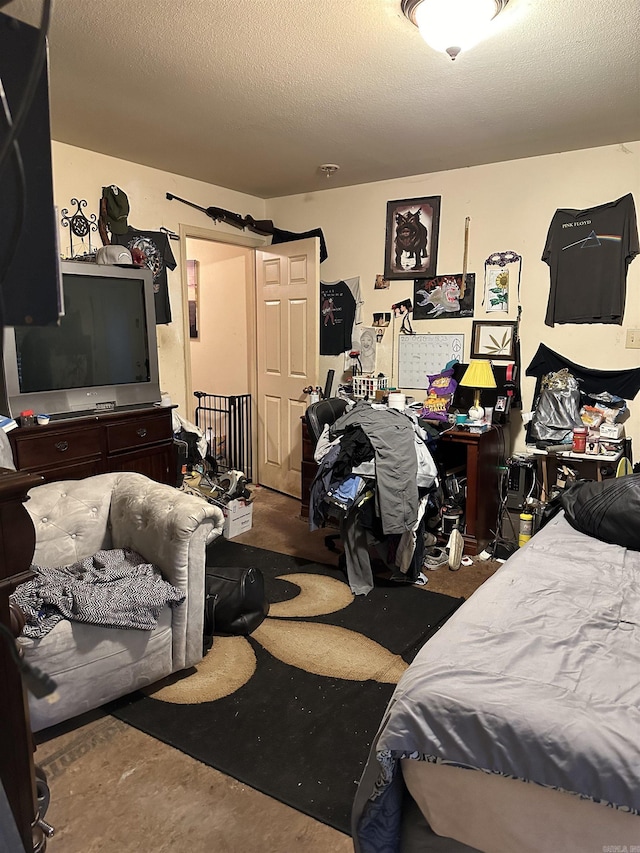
[17,471,224,732]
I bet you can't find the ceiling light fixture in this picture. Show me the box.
[319,164,340,179]
[401,0,509,60]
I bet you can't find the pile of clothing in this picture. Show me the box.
[309,400,440,595]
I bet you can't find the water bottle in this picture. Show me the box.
[518,512,533,547]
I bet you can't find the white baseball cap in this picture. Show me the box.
[96,245,133,265]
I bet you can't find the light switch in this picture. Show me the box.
[626,329,640,348]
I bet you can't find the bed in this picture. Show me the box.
[352,509,640,853]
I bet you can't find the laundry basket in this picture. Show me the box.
[352,375,388,399]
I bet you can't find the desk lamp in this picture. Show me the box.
[459,360,496,422]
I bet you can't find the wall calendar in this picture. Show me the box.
[398,333,464,389]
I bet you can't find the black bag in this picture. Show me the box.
[203,566,269,648]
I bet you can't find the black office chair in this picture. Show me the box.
[304,397,348,444]
[304,397,349,553]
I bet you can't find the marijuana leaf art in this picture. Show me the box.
[486,330,511,354]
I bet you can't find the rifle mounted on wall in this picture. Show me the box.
[165,193,275,236]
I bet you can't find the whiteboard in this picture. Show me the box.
[398,334,464,389]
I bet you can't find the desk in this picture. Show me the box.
[438,426,502,556]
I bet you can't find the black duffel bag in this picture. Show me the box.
[560,473,640,550]
[203,566,269,650]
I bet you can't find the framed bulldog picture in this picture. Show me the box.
[384,196,441,280]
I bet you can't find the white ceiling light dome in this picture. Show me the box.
[402,0,510,60]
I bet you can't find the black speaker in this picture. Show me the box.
[506,456,536,511]
[0,12,60,327]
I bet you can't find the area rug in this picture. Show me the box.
[110,541,463,835]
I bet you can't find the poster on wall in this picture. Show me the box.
[344,326,377,374]
[484,267,509,312]
[413,273,475,320]
[483,251,522,313]
[384,196,441,280]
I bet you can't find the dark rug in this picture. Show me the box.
[110,541,463,835]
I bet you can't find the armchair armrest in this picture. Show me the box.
[108,473,224,669]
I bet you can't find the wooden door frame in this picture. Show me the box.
[179,224,265,478]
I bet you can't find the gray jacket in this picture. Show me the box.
[330,401,419,534]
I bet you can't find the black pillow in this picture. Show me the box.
[560,474,640,550]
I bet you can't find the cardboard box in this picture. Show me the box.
[222,499,253,539]
[599,422,625,439]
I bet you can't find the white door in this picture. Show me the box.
[256,238,319,497]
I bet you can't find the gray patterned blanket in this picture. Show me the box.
[11,549,185,638]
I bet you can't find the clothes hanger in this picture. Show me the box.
[159,226,180,240]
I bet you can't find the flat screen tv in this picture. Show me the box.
[0,261,161,419]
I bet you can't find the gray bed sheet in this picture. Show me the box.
[353,512,640,852]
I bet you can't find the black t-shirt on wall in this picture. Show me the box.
[542,193,639,327]
[320,278,361,355]
[112,227,177,324]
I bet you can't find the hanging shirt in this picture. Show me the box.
[541,193,639,327]
[270,227,328,263]
[319,277,362,355]
[111,227,177,324]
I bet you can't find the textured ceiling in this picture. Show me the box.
[5,0,640,199]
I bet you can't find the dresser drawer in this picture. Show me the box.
[106,416,170,453]
[13,427,102,470]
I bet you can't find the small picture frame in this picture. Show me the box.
[384,196,441,280]
[187,259,200,340]
[470,320,517,361]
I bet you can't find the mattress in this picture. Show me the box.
[401,760,639,853]
[353,513,640,852]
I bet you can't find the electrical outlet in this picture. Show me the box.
[626,329,640,348]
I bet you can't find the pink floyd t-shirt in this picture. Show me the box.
[542,193,639,327]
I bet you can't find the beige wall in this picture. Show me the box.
[51,139,640,454]
[186,238,252,407]
[51,141,265,415]
[267,141,640,453]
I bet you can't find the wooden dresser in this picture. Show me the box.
[0,468,49,850]
[9,406,176,486]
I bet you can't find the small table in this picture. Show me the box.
[533,448,623,502]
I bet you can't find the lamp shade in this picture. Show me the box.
[459,359,496,390]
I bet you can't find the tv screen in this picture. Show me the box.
[16,274,150,393]
[0,261,161,419]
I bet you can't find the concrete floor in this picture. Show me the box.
[34,487,499,852]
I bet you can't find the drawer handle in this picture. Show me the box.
[136,428,148,438]
[55,441,69,453]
